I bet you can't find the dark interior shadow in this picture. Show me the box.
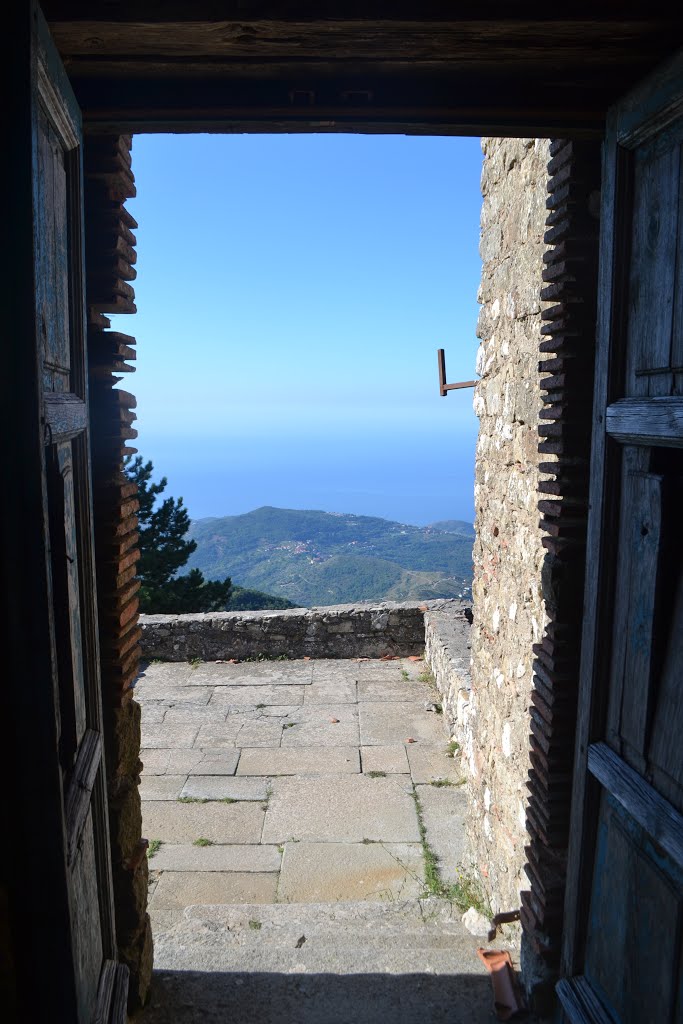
[141,970,498,1023]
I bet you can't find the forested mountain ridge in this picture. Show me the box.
[187,506,473,607]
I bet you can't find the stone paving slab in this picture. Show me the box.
[138,703,167,725]
[310,659,362,679]
[257,705,303,718]
[137,662,193,685]
[209,685,306,706]
[161,705,229,725]
[415,784,468,884]
[359,702,447,746]
[187,661,314,686]
[406,745,463,785]
[140,748,178,775]
[150,843,281,873]
[361,745,410,774]
[139,775,189,801]
[142,800,265,844]
[180,776,270,802]
[357,678,435,703]
[262,775,419,844]
[237,746,360,776]
[235,720,284,748]
[352,660,408,679]
[141,723,200,749]
[133,684,214,704]
[279,707,360,748]
[278,842,424,903]
[187,749,241,775]
[148,872,279,930]
[193,721,247,748]
[303,679,358,704]
[141,748,239,776]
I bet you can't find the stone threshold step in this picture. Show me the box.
[151,899,489,958]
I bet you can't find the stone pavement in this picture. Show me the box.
[136,657,505,1023]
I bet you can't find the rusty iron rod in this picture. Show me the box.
[438,348,477,396]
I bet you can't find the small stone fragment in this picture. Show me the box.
[462,907,492,938]
[406,737,417,744]
[295,935,306,948]
[329,717,340,723]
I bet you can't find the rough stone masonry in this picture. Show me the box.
[139,601,464,662]
[467,138,550,916]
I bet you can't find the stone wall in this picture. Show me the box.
[468,138,550,915]
[424,605,473,747]
[139,601,468,663]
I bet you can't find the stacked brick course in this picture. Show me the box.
[521,140,601,984]
[84,135,151,1009]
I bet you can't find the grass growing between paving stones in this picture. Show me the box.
[249,920,262,930]
[177,796,210,803]
[411,787,491,916]
[147,839,162,859]
[418,667,435,684]
[189,657,202,669]
[401,669,410,680]
[366,770,387,779]
[193,837,214,847]
[430,778,454,787]
[446,740,460,758]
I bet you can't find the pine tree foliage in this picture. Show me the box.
[125,456,232,613]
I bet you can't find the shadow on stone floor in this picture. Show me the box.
[140,969,497,1023]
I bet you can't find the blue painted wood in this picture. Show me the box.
[588,743,683,868]
[584,792,683,1024]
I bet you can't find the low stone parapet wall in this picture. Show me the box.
[139,600,469,662]
[424,605,473,747]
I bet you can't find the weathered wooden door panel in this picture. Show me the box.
[584,793,683,1023]
[32,7,121,1021]
[559,51,683,1024]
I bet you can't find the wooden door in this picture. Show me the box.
[27,8,126,1022]
[558,53,683,1024]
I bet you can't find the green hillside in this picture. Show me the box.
[428,519,476,538]
[187,506,473,607]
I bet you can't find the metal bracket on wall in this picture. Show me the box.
[437,349,477,397]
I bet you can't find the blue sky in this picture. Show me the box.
[113,133,483,526]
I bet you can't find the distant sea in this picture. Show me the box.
[141,432,476,527]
